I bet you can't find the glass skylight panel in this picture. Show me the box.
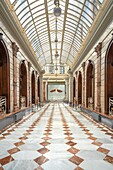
[31,7,44,15]
[38,28,47,35]
[66,24,76,31]
[40,39,49,46]
[18,7,29,20]
[16,1,28,15]
[24,20,33,30]
[82,12,93,24]
[68,55,74,62]
[68,4,81,14]
[29,1,44,9]
[21,15,32,25]
[27,28,36,38]
[34,14,45,22]
[62,51,68,56]
[33,10,45,18]
[36,22,47,30]
[84,6,95,18]
[67,13,79,22]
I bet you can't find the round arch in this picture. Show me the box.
[86,60,95,109]
[78,71,82,105]
[105,38,113,114]
[0,34,10,113]
[19,61,27,108]
[31,71,35,104]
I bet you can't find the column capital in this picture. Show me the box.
[95,42,102,57]
[81,62,85,71]
[12,42,19,57]
[40,70,45,77]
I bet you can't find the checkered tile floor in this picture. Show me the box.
[0,103,113,170]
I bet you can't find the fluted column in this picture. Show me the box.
[82,62,85,107]
[12,42,19,111]
[95,42,102,112]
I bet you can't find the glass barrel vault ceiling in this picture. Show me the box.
[9,0,104,69]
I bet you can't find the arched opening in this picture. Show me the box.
[73,77,76,105]
[19,61,27,108]
[105,39,113,114]
[31,71,35,104]
[38,77,40,102]
[78,71,82,105]
[86,61,94,109]
[0,34,10,113]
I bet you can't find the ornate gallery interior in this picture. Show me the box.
[0,0,113,169]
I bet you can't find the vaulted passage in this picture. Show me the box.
[0,103,113,170]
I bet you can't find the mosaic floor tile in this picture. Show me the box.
[0,103,113,170]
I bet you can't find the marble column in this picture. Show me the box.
[12,42,19,111]
[82,62,85,107]
[95,42,102,112]
[65,79,69,102]
[39,70,45,103]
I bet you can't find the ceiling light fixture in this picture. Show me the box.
[54,0,61,17]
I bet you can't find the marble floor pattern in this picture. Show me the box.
[0,103,113,170]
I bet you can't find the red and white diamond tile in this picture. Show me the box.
[0,103,113,170]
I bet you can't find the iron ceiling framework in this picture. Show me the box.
[9,0,104,70]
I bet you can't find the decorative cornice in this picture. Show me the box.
[1,0,41,72]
